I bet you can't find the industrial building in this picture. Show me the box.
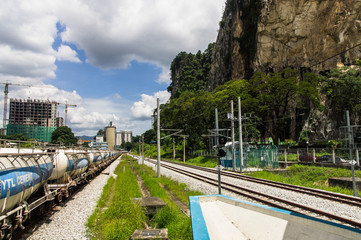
[91,122,132,150]
[6,98,58,142]
[104,122,116,150]
[116,130,132,146]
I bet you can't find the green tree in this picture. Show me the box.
[249,68,320,144]
[1,134,30,141]
[160,90,214,150]
[143,129,156,144]
[121,142,133,151]
[96,129,104,136]
[168,43,215,98]
[0,134,34,148]
[212,79,260,140]
[51,126,78,146]
[321,66,361,123]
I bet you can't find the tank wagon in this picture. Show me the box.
[0,148,121,239]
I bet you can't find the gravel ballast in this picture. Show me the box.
[143,157,361,225]
[23,159,120,240]
[22,155,361,239]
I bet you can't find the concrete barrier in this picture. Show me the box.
[189,195,361,240]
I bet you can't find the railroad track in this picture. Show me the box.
[163,159,361,208]
[145,158,361,228]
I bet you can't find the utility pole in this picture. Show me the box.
[231,100,236,171]
[139,137,141,162]
[238,97,244,169]
[346,110,357,196]
[173,138,175,161]
[157,98,161,178]
[215,108,221,195]
[183,135,186,163]
[142,134,144,165]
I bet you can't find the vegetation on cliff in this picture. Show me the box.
[163,45,361,150]
[321,65,361,124]
[167,43,214,98]
[163,67,321,147]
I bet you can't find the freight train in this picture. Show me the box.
[0,147,120,239]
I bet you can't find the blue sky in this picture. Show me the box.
[54,59,165,100]
[0,0,224,136]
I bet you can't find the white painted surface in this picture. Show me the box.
[196,196,361,240]
[200,200,288,240]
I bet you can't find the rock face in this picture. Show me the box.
[208,0,361,90]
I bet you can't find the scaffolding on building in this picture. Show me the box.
[6,98,58,142]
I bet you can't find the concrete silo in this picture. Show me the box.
[105,122,116,150]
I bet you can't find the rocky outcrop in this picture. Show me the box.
[208,0,361,90]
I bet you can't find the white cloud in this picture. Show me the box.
[156,67,171,85]
[55,45,81,63]
[1,86,135,136]
[56,0,224,73]
[0,0,224,80]
[0,45,56,79]
[0,1,58,80]
[131,91,170,120]
[11,85,82,104]
[68,97,136,136]
[0,0,224,136]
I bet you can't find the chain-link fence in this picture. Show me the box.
[220,144,279,170]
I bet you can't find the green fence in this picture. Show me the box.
[221,144,279,170]
[6,124,57,142]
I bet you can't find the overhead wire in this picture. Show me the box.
[309,42,361,68]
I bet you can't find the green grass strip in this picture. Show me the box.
[133,163,195,240]
[86,159,147,240]
[247,164,361,196]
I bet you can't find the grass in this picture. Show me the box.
[174,156,218,168]
[278,152,350,162]
[246,164,361,196]
[278,153,298,161]
[133,163,199,240]
[158,176,203,205]
[87,154,201,240]
[86,156,146,240]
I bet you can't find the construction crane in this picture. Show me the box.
[57,102,77,126]
[0,82,31,134]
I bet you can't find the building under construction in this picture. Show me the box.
[6,98,58,142]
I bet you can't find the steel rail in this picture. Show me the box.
[161,159,361,207]
[146,158,361,228]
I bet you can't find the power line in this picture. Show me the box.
[310,42,361,68]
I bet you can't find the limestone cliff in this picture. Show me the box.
[208,0,361,90]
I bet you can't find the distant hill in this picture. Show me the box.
[77,135,94,141]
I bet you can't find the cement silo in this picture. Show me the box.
[105,122,116,150]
